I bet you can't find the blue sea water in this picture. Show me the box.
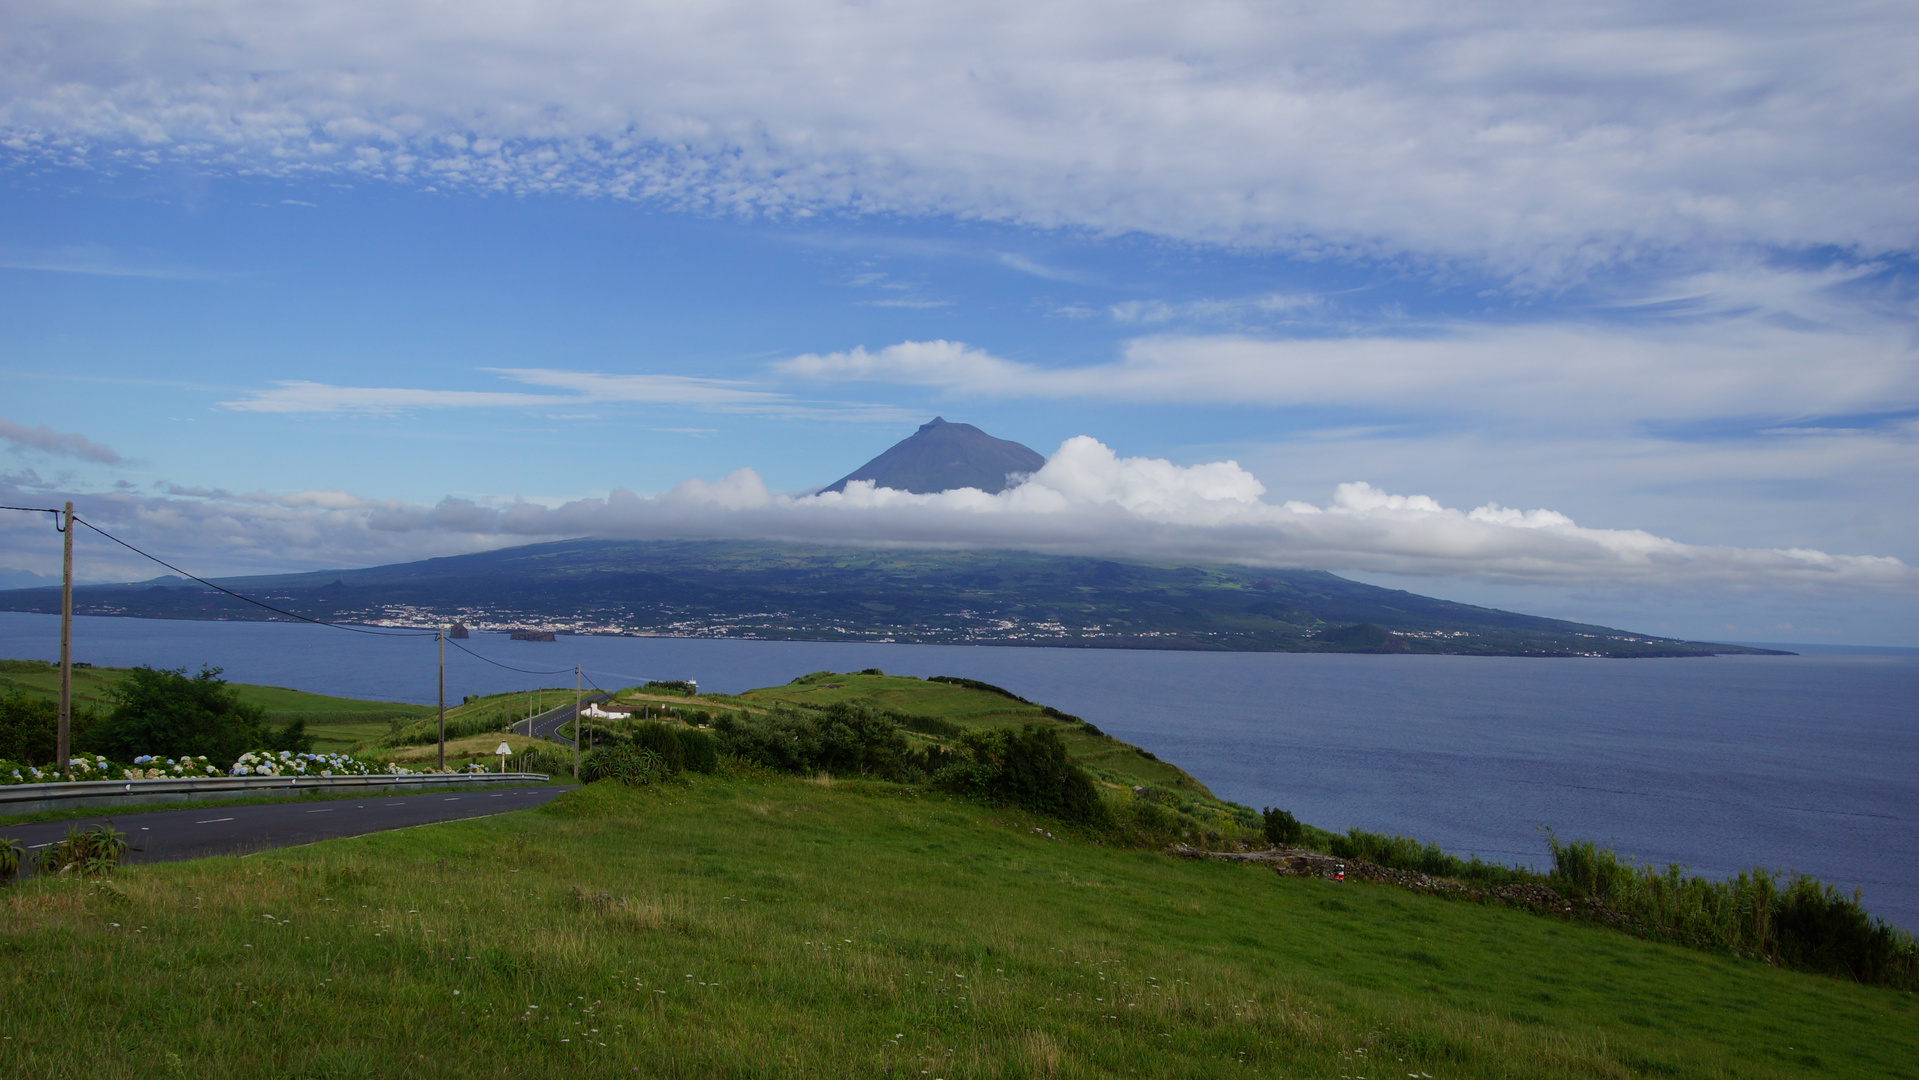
[4,611,1914,930]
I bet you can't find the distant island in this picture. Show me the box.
[0,419,1788,657]
[0,538,1783,658]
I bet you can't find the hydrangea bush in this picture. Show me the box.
[1,750,435,784]
[228,750,419,777]
[1,754,221,785]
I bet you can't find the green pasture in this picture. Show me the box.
[2,777,1911,1079]
[736,671,1208,795]
[0,659,433,751]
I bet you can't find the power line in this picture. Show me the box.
[443,634,576,676]
[70,516,435,638]
[12,504,689,690]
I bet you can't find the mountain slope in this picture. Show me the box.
[820,417,1047,494]
[0,539,1780,656]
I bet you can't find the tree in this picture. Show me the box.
[92,666,310,765]
[0,690,99,765]
[1262,807,1303,846]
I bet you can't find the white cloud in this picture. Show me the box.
[776,306,1917,424]
[0,416,125,464]
[5,437,1907,596]
[0,242,211,279]
[218,381,573,414]
[488,368,786,406]
[1109,293,1329,326]
[216,370,915,421]
[4,0,1914,279]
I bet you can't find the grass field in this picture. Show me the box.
[732,671,1206,796]
[2,776,1912,1079]
[0,659,435,752]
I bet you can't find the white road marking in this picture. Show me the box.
[196,817,234,824]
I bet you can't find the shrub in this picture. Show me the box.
[642,680,697,696]
[40,823,129,876]
[632,723,685,775]
[893,712,962,738]
[1262,807,1303,846]
[678,728,719,774]
[713,703,919,780]
[514,745,573,777]
[0,837,23,883]
[1328,828,1526,883]
[1545,833,1919,990]
[0,690,101,765]
[228,751,402,777]
[933,724,1109,825]
[927,675,1031,703]
[580,745,668,786]
[93,666,309,764]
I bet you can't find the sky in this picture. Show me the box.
[1,0,1915,645]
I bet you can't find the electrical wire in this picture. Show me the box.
[443,634,576,676]
[70,516,435,638]
[10,505,694,691]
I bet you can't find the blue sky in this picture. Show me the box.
[2,0,1915,644]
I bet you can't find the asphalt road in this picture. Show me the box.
[4,784,573,872]
[523,692,610,746]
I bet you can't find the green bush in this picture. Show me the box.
[0,836,23,883]
[892,712,962,738]
[678,728,719,774]
[1262,807,1303,846]
[713,703,919,780]
[1546,834,1919,990]
[514,745,573,777]
[0,689,100,765]
[93,666,309,764]
[1326,828,1528,885]
[39,823,129,876]
[927,675,1030,702]
[632,723,685,774]
[579,745,668,786]
[642,680,697,696]
[933,724,1109,825]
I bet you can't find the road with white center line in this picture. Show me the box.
[3,784,572,873]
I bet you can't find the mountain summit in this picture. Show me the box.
[821,417,1047,495]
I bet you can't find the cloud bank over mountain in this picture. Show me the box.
[6,0,1915,280]
[4,437,1906,595]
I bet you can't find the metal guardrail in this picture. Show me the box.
[0,772,555,815]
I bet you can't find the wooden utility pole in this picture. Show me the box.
[572,664,582,780]
[56,501,73,772]
[437,628,446,771]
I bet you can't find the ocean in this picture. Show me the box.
[4,611,1914,930]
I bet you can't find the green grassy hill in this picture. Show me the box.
[2,778,1912,1078]
[0,659,434,751]
[3,668,1912,1077]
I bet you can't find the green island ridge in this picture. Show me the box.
[2,665,1912,1078]
[0,539,1792,657]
